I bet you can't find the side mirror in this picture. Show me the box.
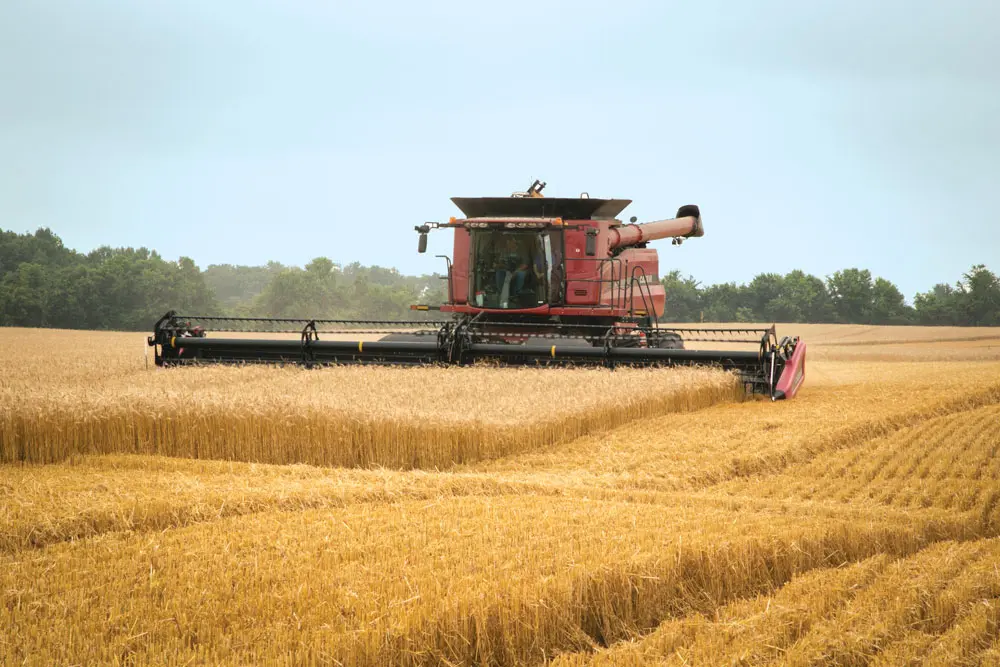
[585,229,597,257]
[415,224,431,254]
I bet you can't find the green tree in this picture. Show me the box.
[203,261,287,313]
[913,283,961,325]
[959,264,1000,325]
[745,273,784,321]
[660,270,701,322]
[45,264,99,327]
[251,257,345,318]
[782,270,834,322]
[700,283,745,322]
[870,277,912,324]
[0,263,48,325]
[827,268,874,323]
[252,269,317,318]
[0,228,75,274]
[0,230,217,330]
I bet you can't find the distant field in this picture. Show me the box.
[666,321,1000,361]
[2,323,1000,665]
[664,322,1000,344]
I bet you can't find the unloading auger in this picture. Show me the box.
[149,183,806,400]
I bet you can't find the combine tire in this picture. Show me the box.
[653,333,685,350]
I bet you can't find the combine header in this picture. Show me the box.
[150,182,806,399]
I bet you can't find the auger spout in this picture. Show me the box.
[609,205,704,248]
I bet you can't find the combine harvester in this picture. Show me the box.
[149,182,806,399]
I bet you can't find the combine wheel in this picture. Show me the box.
[652,332,685,350]
[608,337,642,348]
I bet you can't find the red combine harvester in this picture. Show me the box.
[150,182,806,399]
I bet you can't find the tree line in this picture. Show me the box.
[1,227,997,330]
[662,265,1000,326]
[203,258,447,321]
[0,228,445,330]
[1,228,216,331]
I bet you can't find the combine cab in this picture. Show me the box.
[150,182,806,400]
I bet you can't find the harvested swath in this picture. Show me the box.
[0,455,550,553]
[0,494,988,666]
[556,539,1000,666]
[0,451,958,557]
[712,403,1000,523]
[464,361,1000,493]
[0,329,742,467]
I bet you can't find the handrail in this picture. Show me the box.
[436,254,454,305]
[627,264,658,324]
[562,256,627,309]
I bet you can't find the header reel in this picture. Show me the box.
[149,312,806,400]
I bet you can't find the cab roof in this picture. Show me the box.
[451,197,631,220]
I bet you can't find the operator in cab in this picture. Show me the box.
[494,236,531,298]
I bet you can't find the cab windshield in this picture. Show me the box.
[470,230,557,309]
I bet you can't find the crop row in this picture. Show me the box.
[558,537,1000,666]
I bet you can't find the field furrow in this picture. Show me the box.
[711,403,1000,522]
[558,538,1000,666]
[551,554,895,666]
[0,456,564,553]
[1,496,989,666]
[2,453,970,558]
[776,540,1000,666]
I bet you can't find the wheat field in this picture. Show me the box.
[0,328,741,468]
[2,324,1000,665]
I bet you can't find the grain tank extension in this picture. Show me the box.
[149,182,806,400]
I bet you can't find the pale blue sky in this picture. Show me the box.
[1,1,997,298]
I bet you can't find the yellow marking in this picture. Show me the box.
[171,336,176,348]
[415,305,428,311]
[358,341,364,353]
[635,310,647,316]
[551,345,556,358]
